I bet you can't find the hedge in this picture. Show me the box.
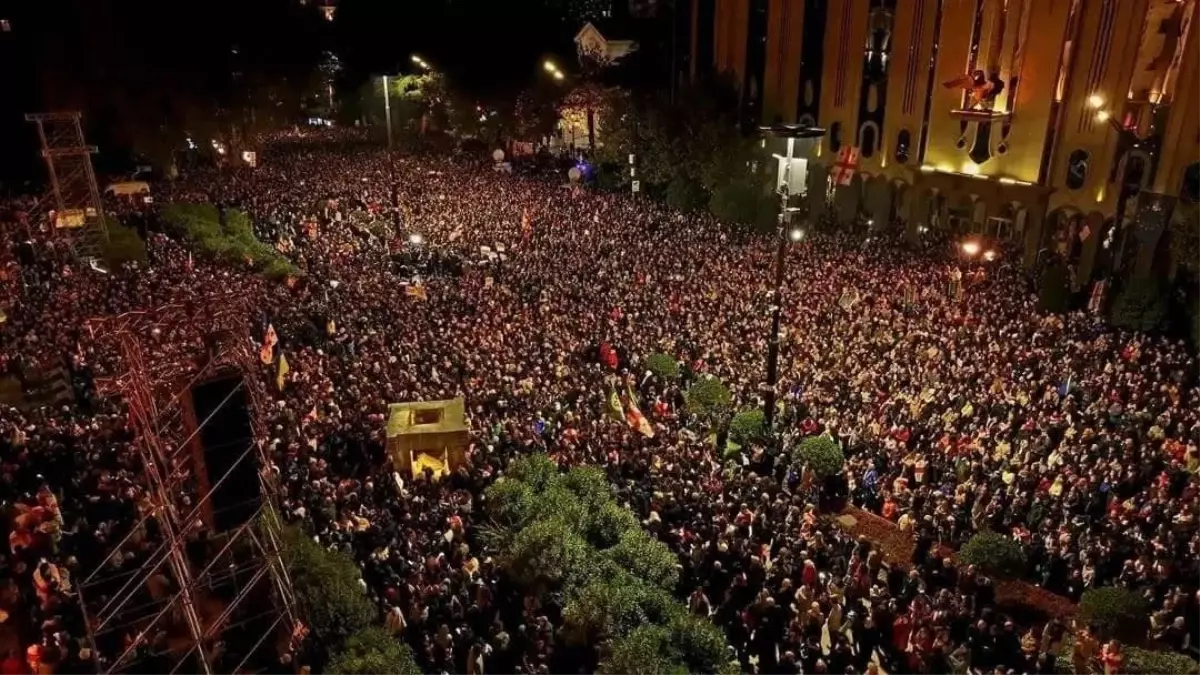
[1078,587,1149,643]
[1056,635,1200,674]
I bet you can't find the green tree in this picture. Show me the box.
[729,409,767,447]
[601,619,739,675]
[279,525,375,649]
[685,377,732,421]
[644,353,680,382]
[958,530,1027,579]
[605,529,679,592]
[327,627,421,675]
[502,516,598,590]
[562,577,675,646]
[793,435,845,478]
[101,219,148,267]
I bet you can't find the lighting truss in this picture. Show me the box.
[81,290,297,674]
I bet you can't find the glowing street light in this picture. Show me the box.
[1087,93,1105,110]
[961,241,981,257]
[983,250,997,262]
[408,233,424,245]
[552,70,565,81]
[1095,109,1111,122]
[411,55,430,70]
[543,60,558,73]
[789,228,804,242]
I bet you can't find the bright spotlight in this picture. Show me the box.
[408,233,424,245]
[1087,94,1105,109]
[983,250,997,262]
[552,70,565,81]
[1095,110,1111,122]
[961,241,981,257]
[543,60,557,73]
[789,228,804,242]
[411,55,422,64]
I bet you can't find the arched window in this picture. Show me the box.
[859,123,878,158]
[895,129,911,164]
[1065,150,1089,190]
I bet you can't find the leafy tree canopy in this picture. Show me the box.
[793,435,845,478]
[685,377,733,420]
[327,627,421,675]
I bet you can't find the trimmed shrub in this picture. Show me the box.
[1056,635,1200,674]
[729,408,766,446]
[685,376,732,420]
[793,435,845,478]
[1078,587,1150,643]
[958,530,1027,579]
[644,353,680,382]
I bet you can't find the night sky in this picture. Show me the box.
[0,0,584,184]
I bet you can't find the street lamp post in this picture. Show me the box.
[381,75,393,150]
[759,124,824,431]
[1085,95,1157,288]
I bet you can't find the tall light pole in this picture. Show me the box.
[759,124,824,431]
[381,75,393,149]
[1085,95,1158,285]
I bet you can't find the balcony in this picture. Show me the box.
[948,107,1013,122]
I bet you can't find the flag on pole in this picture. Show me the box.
[277,353,290,391]
[832,147,861,186]
[603,383,625,423]
[260,324,278,364]
[624,385,655,438]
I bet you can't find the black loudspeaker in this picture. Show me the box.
[192,376,261,532]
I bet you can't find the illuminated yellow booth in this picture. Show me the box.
[385,398,468,478]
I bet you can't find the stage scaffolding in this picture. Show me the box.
[81,290,297,674]
[25,112,109,261]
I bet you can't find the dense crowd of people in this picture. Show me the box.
[0,138,1197,674]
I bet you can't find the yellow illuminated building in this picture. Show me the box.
[692,0,1200,278]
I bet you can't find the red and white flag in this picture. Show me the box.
[832,147,861,186]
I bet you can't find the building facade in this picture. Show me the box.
[691,0,1200,279]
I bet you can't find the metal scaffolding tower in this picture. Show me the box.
[25,112,109,261]
[82,290,297,674]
